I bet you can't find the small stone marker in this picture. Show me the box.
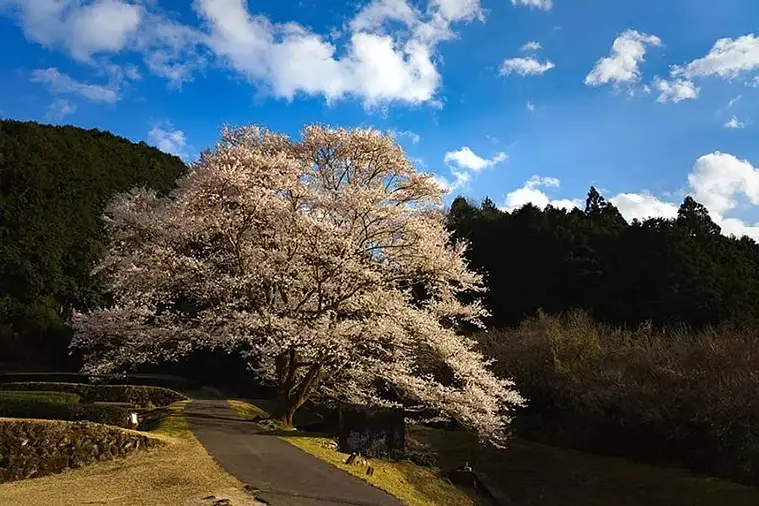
[129,412,138,427]
[338,404,405,458]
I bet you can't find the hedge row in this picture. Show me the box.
[0,419,163,482]
[0,398,132,427]
[0,372,197,391]
[0,390,81,404]
[0,382,186,407]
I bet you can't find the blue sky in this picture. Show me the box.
[2,0,759,237]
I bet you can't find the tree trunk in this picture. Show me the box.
[270,356,322,429]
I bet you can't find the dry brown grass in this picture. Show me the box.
[0,401,258,506]
[479,310,759,485]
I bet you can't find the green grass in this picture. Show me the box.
[0,390,80,404]
[409,425,759,506]
[143,400,192,439]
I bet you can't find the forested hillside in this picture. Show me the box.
[0,120,187,369]
[447,189,759,330]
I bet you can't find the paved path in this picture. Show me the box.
[185,400,402,506]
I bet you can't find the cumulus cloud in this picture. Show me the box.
[30,68,120,103]
[3,0,484,106]
[526,101,535,112]
[650,34,759,103]
[520,41,542,52]
[44,98,77,122]
[510,0,553,11]
[672,34,759,80]
[497,152,759,241]
[388,129,421,144]
[610,192,679,222]
[3,0,143,61]
[148,124,190,159]
[724,116,745,129]
[435,145,507,191]
[350,0,419,33]
[585,29,662,88]
[500,57,555,76]
[444,147,507,172]
[687,151,759,215]
[192,0,484,107]
[503,176,582,211]
[654,77,699,103]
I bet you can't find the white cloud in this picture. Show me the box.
[725,116,745,129]
[728,95,742,108]
[444,146,507,172]
[688,151,759,214]
[500,57,555,76]
[654,77,699,103]
[520,41,542,52]
[148,124,190,159]
[510,0,553,11]
[526,100,535,112]
[4,0,143,61]
[610,192,679,222]
[44,98,76,122]
[30,68,120,103]
[672,34,759,80]
[430,0,483,22]
[497,153,759,241]
[388,128,421,143]
[192,0,484,107]
[5,0,484,106]
[585,29,662,87]
[504,176,582,211]
[350,0,418,33]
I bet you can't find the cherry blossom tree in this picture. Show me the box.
[71,125,524,443]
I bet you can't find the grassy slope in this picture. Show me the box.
[228,399,474,506]
[229,399,759,506]
[0,400,258,506]
[409,425,759,506]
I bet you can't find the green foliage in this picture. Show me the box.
[0,390,80,404]
[0,398,130,427]
[0,419,162,482]
[479,311,759,486]
[0,120,187,370]
[0,382,186,408]
[448,188,759,329]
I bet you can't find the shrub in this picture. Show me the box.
[0,372,195,391]
[0,419,163,482]
[479,310,759,486]
[0,390,80,404]
[0,382,186,407]
[0,398,131,427]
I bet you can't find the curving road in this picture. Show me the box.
[185,400,402,506]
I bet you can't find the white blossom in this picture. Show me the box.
[71,124,525,443]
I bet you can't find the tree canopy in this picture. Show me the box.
[447,191,759,329]
[0,120,187,369]
[71,125,524,442]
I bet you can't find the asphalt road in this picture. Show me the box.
[185,400,402,506]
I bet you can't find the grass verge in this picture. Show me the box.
[0,399,258,506]
[409,425,759,506]
[228,399,472,506]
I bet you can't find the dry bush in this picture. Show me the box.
[478,310,759,485]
